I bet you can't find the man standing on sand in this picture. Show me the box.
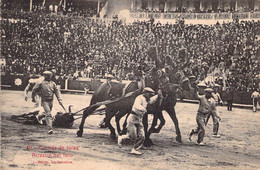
[205,85,222,137]
[251,89,260,112]
[117,87,159,155]
[189,87,217,145]
[226,87,234,111]
[24,74,44,108]
[32,71,63,134]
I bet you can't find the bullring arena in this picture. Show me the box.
[1,90,260,169]
[1,0,260,169]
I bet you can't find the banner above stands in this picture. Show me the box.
[129,11,260,24]
[130,11,260,20]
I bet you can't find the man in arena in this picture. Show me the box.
[32,71,63,134]
[189,87,217,145]
[24,74,44,108]
[251,89,260,112]
[205,85,222,137]
[226,87,234,111]
[117,87,159,155]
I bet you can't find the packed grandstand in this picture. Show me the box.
[1,0,260,92]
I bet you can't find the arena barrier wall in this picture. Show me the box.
[183,88,252,105]
[1,74,29,90]
[0,75,253,105]
[67,79,103,91]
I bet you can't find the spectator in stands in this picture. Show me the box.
[1,9,259,94]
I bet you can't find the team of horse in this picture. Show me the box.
[77,60,194,147]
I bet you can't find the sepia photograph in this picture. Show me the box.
[1,0,260,169]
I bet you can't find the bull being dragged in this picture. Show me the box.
[11,106,75,128]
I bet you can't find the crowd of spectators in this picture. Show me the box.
[1,9,259,91]
[1,2,99,18]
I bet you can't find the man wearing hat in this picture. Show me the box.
[32,71,63,134]
[189,87,217,145]
[118,87,159,155]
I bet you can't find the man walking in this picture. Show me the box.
[205,85,222,137]
[32,71,63,134]
[117,87,159,155]
[24,74,44,108]
[189,87,217,145]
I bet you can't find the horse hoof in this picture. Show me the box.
[110,133,116,140]
[144,138,154,147]
[176,136,182,143]
[77,130,83,137]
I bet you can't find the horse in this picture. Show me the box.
[145,67,191,146]
[76,78,141,139]
[118,67,192,146]
[77,69,162,139]
[77,67,192,144]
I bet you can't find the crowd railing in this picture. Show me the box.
[90,17,119,25]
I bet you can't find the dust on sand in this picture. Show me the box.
[1,90,260,170]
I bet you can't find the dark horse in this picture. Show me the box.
[77,78,141,139]
[77,67,192,145]
[144,67,191,145]
[118,67,192,146]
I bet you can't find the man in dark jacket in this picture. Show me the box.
[226,87,234,111]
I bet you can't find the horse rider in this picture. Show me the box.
[205,85,222,137]
[118,87,159,155]
[24,73,44,108]
[189,87,217,145]
[32,71,63,134]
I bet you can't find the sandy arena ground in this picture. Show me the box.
[1,90,260,170]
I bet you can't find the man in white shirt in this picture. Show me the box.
[118,87,159,155]
[24,75,44,108]
[205,85,222,137]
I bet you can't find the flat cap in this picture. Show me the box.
[143,87,155,93]
[43,71,52,75]
[204,88,213,93]
[214,84,221,87]
[106,74,114,79]
[189,75,196,80]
